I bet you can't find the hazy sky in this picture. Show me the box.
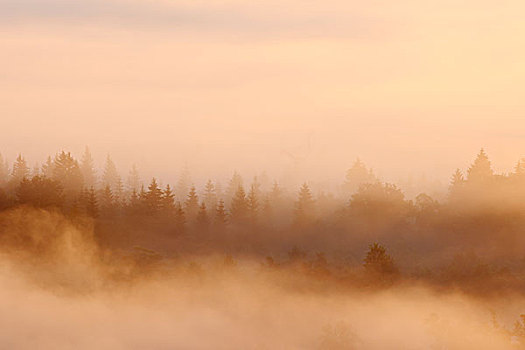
[2,0,525,187]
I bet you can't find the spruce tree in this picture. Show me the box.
[127,164,141,193]
[294,183,315,226]
[214,199,228,230]
[467,149,493,183]
[230,185,248,225]
[185,185,199,221]
[10,154,30,186]
[203,180,217,216]
[102,155,119,190]
[52,151,83,197]
[145,178,163,214]
[86,186,99,218]
[195,202,209,231]
[80,146,97,188]
[247,183,259,225]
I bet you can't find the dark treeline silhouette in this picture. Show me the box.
[4,147,525,294]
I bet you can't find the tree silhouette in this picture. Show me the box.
[102,155,119,191]
[214,199,228,230]
[145,178,163,214]
[80,146,97,188]
[127,164,141,193]
[363,243,397,276]
[10,154,30,187]
[294,183,315,226]
[185,185,199,222]
[467,148,493,183]
[230,185,248,225]
[15,176,63,208]
[343,158,377,195]
[203,180,217,217]
[52,151,83,199]
[247,183,259,225]
[195,202,209,231]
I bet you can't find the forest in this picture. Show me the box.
[2,148,525,348]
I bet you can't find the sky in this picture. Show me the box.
[1,0,525,189]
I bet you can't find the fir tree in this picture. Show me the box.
[80,146,97,188]
[214,199,228,230]
[174,201,186,234]
[10,154,30,186]
[226,171,243,204]
[247,183,259,225]
[102,155,119,190]
[185,185,199,221]
[41,156,54,178]
[162,184,176,215]
[467,149,493,183]
[86,186,99,218]
[145,178,163,214]
[99,184,114,215]
[127,164,141,193]
[203,180,218,216]
[343,158,377,195]
[175,165,191,201]
[195,202,209,231]
[52,151,83,197]
[294,183,315,226]
[230,185,248,225]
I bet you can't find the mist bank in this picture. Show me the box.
[0,207,525,349]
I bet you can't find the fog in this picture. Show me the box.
[3,0,525,348]
[0,207,522,350]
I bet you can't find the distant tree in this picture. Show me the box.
[145,178,163,214]
[294,183,315,226]
[229,185,248,225]
[343,158,377,195]
[10,154,30,187]
[41,156,54,178]
[85,186,99,218]
[15,176,63,208]
[173,201,186,234]
[203,180,218,216]
[162,184,176,216]
[52,151,83,198]
[467,148,493,183]
[127,188,142,215]
[175,165,191,201]
[226,171,243,204]
[127,164,141,193]
[80,146,97,188]
[247,183,259,225]
[185,185,199,222]
[195,202,209,231]
[109,176,124,212]
[363,243,397,276]
[449,169,465,202]
[102,155,119,190]
[514,158,525,178]
[99,184,114,216]
[349,182,407,219]
[214,199,228,230]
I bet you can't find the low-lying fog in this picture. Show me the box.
[0,208,522,350]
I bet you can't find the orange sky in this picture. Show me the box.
[1,0,525,188]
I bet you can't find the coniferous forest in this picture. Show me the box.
[3,148,525,348]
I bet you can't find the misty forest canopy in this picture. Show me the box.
[2,147,525,292]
